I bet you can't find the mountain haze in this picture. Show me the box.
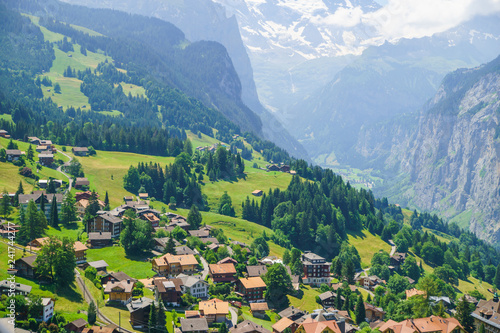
[59,0,310,160]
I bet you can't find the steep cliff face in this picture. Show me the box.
[60,0,310,160]
[368,56,500,243]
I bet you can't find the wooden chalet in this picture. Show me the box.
[152,253,198,276]
[237,277,266,302]
[199,298,229,323]
[72,147,89,156]
[127,297,153,328]
[87,232,113,248]
[104,279,135,305]
[14,255,37,277]
[154,278,183,306]
[209,263,237,283]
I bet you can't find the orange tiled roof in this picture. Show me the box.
[199,298,229,316]
[239,276,266,289]
[209,263,236,275]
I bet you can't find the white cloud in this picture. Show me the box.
[311,6,365,28]
[312,0,500,44]
[365,0,500,42]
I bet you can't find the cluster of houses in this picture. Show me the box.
[0,279,55,322]
[265,163,296,175]
[195,142,228,153]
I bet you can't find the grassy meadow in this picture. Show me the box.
[347,229,392,268]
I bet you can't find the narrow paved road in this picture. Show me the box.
[389,239,396,256]
[75,268,136,333]
[228,306,238,327]
[200,256,209,280]
[56,149,73,193]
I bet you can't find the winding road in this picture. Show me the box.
[389,239,396,256]
[56,149,73,193]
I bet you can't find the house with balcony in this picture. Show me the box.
[301,252,331,287]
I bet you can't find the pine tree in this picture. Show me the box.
[39,193,46,216]
[335,288,342,309]
[494,263,500,289]
[354,294,366,324]
[104,191,110,211]
[157,302,167,329]
[61,193,77,225]
[47,180,56,194]
[0,189,11,218]
[49,198,59,227]
[149,302,157,328]
[456,296,475,333]
[18,200,46,245]
[26,145,34,161]
[478,323,485,333]
[88,301,97,325]
[164,236,176,254]
[187,204,202,230]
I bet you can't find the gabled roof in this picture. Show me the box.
[298,320,342,333]
[75,177,90,186]
[154,278,183,293]
[246,265,268,277]
[318,291,344,302]
[97,212,122,224]
[108,271,137,283]
[74,241,88,252]
[177,274,207,288]
[231,320,271,333]
[209,263,236,275]
[238,276,266,289]
[154,253,198,267]
[278,306,307,319]
[88,260,109,269]
[0,280,32,294]
[364,302,385,314]
[126,297,153,313]
[175,245,197,256]
[18,193,63,205]
[378,316,463,333]
[16,255,37,268]
[188,229,210,238]
[154,237,181,248]
[104,279,134,293]
[67,318,88,329]
[250,302,269,312]
[180,318,208,332]
[88,232,112,240]
[217,257,238,265]
[273,317,296,333]
[199,298,229,316]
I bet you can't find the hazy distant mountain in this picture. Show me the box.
[60,0,310,160]
[212,0,381,116]
[359,54,500,243]
[287,14,500,166]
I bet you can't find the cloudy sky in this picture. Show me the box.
[365,0,500,42]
